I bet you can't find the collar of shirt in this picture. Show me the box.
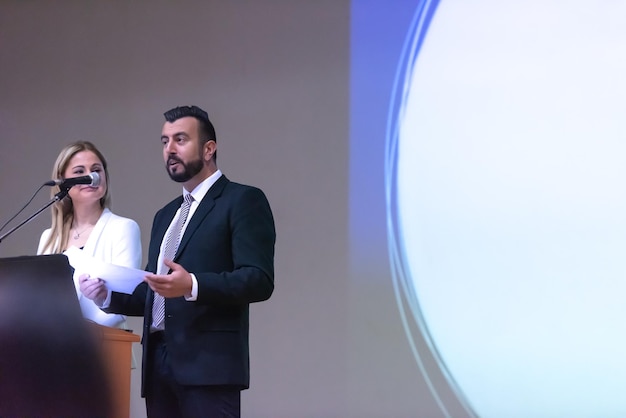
[183,169,222,216]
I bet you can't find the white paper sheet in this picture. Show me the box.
[64,246,147,294]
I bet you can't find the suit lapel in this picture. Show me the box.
[174,175,229,260]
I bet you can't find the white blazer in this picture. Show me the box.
[38,208,142,328]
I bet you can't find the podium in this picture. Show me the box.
[88,323,141,418]
[0,255,140,417]
[0,254,120,416]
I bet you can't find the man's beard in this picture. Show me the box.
[166,156,204,183]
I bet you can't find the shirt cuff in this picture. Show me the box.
[185,273,198,301]
[100,289,112,309]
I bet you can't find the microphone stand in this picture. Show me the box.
[0,188,70,244]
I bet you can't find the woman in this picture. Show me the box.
[38,140,142,328]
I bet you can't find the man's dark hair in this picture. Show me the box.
[163,105,217,144]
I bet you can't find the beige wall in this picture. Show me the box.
[1,2,349,417]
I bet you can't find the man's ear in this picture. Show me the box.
[204,140,216,161]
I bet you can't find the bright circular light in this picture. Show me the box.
[392,2,626,417]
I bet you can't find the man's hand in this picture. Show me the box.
[145,259,193,298]
[78,274,108,307]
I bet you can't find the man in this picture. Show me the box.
[81,105,275,417]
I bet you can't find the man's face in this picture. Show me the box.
[161,117,204,183]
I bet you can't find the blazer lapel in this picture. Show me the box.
[82,208,111,256]
[174,175,229,259]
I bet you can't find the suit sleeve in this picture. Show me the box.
[195,186,275,306]
[106,282,150,317]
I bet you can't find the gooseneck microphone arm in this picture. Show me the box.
[0,188,70,245]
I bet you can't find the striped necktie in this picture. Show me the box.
[151,193,194,330]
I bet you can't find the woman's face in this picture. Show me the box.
[63,150,107,206]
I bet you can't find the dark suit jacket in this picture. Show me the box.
[107,175,275,394]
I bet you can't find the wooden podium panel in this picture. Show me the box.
[89,322,141,418]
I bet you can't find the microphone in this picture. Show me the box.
[44,172,101,188]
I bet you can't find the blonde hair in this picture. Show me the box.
[42,141,111,253]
